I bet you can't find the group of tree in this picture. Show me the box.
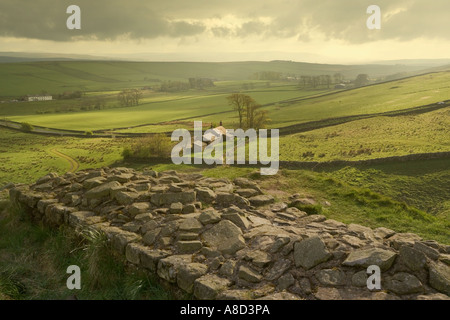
[158,81,191,92]
[227,93,269,130]
[118,89,141,107]
[56,91,83,100]
[188,78,215,89]
[251,71,282,81]
[299,75,333,89]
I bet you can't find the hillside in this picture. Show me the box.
[0,60,438,98]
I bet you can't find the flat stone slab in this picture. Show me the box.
[343,247,397,271]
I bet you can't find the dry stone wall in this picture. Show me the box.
[6,167,450,300]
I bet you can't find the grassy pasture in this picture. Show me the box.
[279,107,450,161]
[4,71,449,134]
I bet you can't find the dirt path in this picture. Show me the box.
[49,149,79,173]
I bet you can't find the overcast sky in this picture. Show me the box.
[0,0,449,63]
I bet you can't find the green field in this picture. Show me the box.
[280,107,450,161]
[3,71,449,134]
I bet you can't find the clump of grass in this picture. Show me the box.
[291,203,323,215]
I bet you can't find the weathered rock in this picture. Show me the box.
[414,242,440,261]
[374,227,396,239]
[85,181,122,200]
[222,212,251,230]
[245,250,272,268]
[179,218,203,233]
[265,259,292,281]
[128,202,151,216]
[238,265,263,283]
[157,255,192,283]
[293,237,332,270]
[68,211,95,227]
[389,233,422,250]
[249,195,275,207]
[233,178,262,193]
[316,269,346,286]
[201,220,246,255]
[387,273,423,295]
[140,249,170,272]
[182,204,196,214]
[115,191,139,205]
[235,189,260,198]
[177,263,208,293]
[399,246,427,271]
[429,262,450,295]
[195,187,216,204]
[216,193,250,208]
[352,270,368,287]
[160,192,196,205]
[198,209,222,225]
[177,240,203,254]
[143,228,161,246]
[343,247,397,271]
[278,273,295,290]
[170,202,183,214]
[194,275,232,300]
[219,260,236,277]
[111,229,141,254]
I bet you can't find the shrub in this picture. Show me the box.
[20,122,34,132]
[123,134,172,159]
[85,131,93,136]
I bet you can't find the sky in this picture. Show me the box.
[0,0,449,63]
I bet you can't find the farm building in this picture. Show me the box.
[27,95,52,102]
[203,126,233,143]
[334,84,346,89]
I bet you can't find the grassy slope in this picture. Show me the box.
[0,203,174,300]
[279,107,450,161]
[0,128,124,185]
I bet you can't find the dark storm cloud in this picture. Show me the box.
[0,0,448,42]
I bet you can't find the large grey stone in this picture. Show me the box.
[85,181,121,199]
[429,262,450,295]
[177,263,208,293]
[179,218,203,233]
[316,269,346,286]
[194,275,232,300]
[343,247,397,271]
[293,237,332,270]
[157,255,192,283]
[128,202,151,216]
[140,249,170,271]
[387,273,423,295]
[201,220,245,255]
[399,246,427,271]
[265,259,292,281]
[249,195,275,207]
[222,212,251,230]
[115,191,139,205]
[216,193,250,208]
[177,241,203,254]
[195,187,216,204]
[160,191,196,205]
[198,209,222,225]
[238,265,262,283]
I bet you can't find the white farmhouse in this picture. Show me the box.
[27,95,52,102]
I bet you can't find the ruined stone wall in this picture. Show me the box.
[7,167,450,300]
